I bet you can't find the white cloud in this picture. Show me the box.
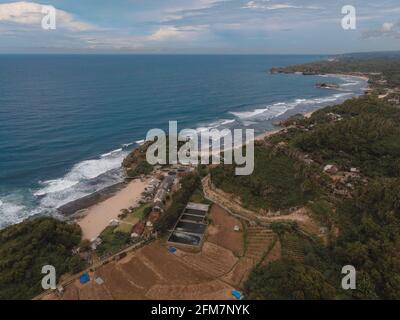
[148,26,182,41]
[362,21,400,39]
[148,25,209,41]
[0,1,96,31]
[381,22,394,32]
[243,1,299,10]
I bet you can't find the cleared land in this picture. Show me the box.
[43,204,281,300]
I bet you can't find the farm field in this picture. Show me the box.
[43,204,280,300]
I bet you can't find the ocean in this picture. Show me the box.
[0,54,367,228]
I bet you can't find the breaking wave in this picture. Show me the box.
[230,92,353,121]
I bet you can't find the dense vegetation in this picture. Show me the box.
[242,54,400,299]
[292,96,400,177]
[246,178,400,300]
[333,178,400,299]
[245,259,336,300]
[0,217,84,300]
[271,55,400,87]
[210,145,319,211]
[122,142,153,177]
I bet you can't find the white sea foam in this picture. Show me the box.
[122,142,134,148]
[230,101,290,120]
[220,119,236,125]
[100,148,123,158]
[341,82,358,87]
[34,147,128,209]
[0,197,28,228]
[231,92,353,122]
[135,139,145,145]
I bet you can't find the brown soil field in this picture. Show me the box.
[207,204,244,257]
[262,239,282,266]
[221,257,254,287]
[42,204,275,300]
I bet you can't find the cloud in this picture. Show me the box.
[382,22,395,32]
[362,21,400,39]
[147,25,209,42]
[242,1,319,11]
[0,1,96,32]
[242,1,300,10]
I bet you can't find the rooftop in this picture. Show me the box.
[186,202,210,212]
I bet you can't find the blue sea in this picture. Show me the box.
[0,55,367,228]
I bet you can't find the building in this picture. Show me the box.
[350,167,360,173]
[146,211,161,227]
[109,219,119,227]
[324,164,339,175]
[131,222,145,238]
[153,175,174,212]
[90,237,102,250]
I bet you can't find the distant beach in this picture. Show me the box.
[77,178,148,240]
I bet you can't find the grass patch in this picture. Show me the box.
[132,203,152,221]
[115,204,152,233]
[189,188,212,205]
[115,222,134,234]
[96,226,130,257]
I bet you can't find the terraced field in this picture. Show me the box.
[41,204,283,300]
[280,233,306,262]
[245,225,276,262]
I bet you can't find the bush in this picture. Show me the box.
[68,255,86,274]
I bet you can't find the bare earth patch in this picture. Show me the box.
[207,204,244,257]
[42,205,272,300]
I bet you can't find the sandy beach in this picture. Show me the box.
[78,178,148,240]
[255,129,281,141]
[325,73,370,82]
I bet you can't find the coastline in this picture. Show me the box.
[77,178,148,240]
[0,70,369,233]
[324,73,370,82]
[60,71,372,229]
[254,72,370,141]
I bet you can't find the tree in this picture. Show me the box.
[245,260,336,300]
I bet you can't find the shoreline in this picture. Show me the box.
[324,73,370,82]
[77,178,148,240]
[254,72,370,141]
[0,71,369,232]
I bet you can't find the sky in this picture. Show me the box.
[0,0,400,54]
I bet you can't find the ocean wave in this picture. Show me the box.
[135,139,145,145]
[230,92,353,121]
[122,142,134,148]
[220,119,236,125]
[100,148,123,158]
[33,147,129,209]
[341,82,359,87]
[0,197,29,228]
[230,101,291,120]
